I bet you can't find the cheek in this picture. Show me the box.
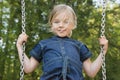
[51,23,58,29]
[51,26,57,32]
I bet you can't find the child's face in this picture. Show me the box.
[51,11,74,37]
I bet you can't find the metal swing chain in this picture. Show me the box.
[101,0,107,80]
[20,0,26,80]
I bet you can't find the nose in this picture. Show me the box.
[59,22,64,28]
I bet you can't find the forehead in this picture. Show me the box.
[53,10,73,20]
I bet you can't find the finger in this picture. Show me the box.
[22,32,28,38]
[100,36,106,39]
[22,32,26,34]
[19,34,23,38]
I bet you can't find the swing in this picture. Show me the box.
[20,0,107,80]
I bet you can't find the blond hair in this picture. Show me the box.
[48,4,77,29]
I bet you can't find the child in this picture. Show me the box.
[16,4,108,80]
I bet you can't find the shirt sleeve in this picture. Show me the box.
[79,44,92,62]
[29,42,43,63]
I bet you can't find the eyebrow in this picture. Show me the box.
[53,18,70,21]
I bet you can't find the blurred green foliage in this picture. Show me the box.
[0,0,120,80]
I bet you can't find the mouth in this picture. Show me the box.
[58,29,66,33]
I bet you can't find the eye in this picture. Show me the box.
[64,20,69,24]
[53,20,60,24]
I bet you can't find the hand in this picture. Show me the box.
[99,36,108,54]
[16,32,28,47]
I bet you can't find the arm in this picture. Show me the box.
[16,33,39,73]
[83,36,108,78]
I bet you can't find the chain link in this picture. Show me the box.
[20,0,26,80]
[21,0,26,33]
[101,0,106,80]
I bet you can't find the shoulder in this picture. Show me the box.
[67,38,84,46]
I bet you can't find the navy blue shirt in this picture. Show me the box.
[30,36,92,80]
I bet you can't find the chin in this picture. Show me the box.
[58,35,68,37]
[56,33,68,37]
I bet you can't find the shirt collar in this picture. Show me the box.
[53,35,69,40]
